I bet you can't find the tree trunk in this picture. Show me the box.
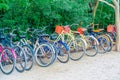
[99,0,120,51]
[115,5,120,51]
[93,0,99,19]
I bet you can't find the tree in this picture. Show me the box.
[0,0,92,33]
[93,0,115,28]
[98,0,120,51]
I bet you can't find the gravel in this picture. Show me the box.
[0,51,120,80]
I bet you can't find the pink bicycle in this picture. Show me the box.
[0,43,16,75]
[0,28,27,74]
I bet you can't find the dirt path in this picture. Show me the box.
[0,51,120,80]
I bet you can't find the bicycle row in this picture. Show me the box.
[0,23,116,75]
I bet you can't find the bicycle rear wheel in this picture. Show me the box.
[69,38,85,60]
[97,35,109,53]
[85,36,98,57]
[14,46,26,73]
[107,32,116,43]
[0,48,16,75]
[56,41,69,63]
[35,43,56,67]
[103,34,113,52]
[22,45,34,71]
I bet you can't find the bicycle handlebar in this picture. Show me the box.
[85,23,99,28]
[69,23,79,27]
[26,26,49,35]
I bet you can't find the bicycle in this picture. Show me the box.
[49,30,70,63]
[2,28,27,73]
[67,24,99,57]
[27,26,70,63]
[86,23,113,53]
[26,27,56,67]
[55,25,86,61]
[0,29,16,75]
[10,28,34,71]
[107,24,116,50]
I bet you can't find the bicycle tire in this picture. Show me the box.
[55,41,69,63]
[97,35,109,53]
[0,47,16,75]
[85,36,98,56]
[22,44,34,71]
[107,32,116,42]
[35,43,56,67]
[68,38,85,60]
[14,46,26,73]
[103,34,113,52]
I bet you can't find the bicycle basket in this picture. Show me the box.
[64,26,70,33]
[107,25,114,32]
[77,27,86,34]
[55,26,64,34]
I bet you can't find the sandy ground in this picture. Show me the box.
[0,51,120,80]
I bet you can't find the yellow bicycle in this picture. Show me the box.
[69,24,99,57]
[55,25,86,61]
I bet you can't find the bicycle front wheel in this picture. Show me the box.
[22,45,34,71]
[14,46,26,73]
[69,38,85,61]
[56,41,69,63]
[102,34,113,52]
[97,35,109,53]
[85,36,98,57]
[0,48,16,75]
[35,43,56,67]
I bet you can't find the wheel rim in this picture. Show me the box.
[14,46,26,72]
[85,37,98,56]
[69,39,84,60]
[35,44,55,67]
[57,43,69,63]
[0,48,15,74]
[22,45,33,70]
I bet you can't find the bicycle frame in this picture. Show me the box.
[80,34,99,47]
[17,38,39,54]
[0,46,16,62]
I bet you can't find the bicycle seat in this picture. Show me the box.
[50,34,57,40]
[77,28,87,35]
[93,29,104,33]
[39,34,49,37]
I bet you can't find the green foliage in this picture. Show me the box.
[94,1,115,29]
[0,0,115,33]
[0,3,9,10]
[0,0,93,34]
